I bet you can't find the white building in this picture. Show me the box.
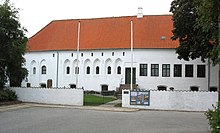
[22,15,219,92]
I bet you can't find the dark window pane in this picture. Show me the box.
[162,64,170,77]
[140,64,147,76]
[151,64,159,76]
[197,65,205,78]
[174,64,182,77]
[185,65,193,77]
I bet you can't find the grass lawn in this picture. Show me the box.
[84,94,116,106]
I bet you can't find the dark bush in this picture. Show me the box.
[0,89,17,102]
[205,102,220,133]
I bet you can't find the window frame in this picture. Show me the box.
[86,66,90,74]
[107,66,111,74]
[33,67,36,74]
[162,64,170,77]
[185,64,193,77]
[197,65,206,78]
[140,64,147,76]
[174,64,182,77]
[66,66,70,74]
[117,66,121,75]
[96,66,100,74]
[41,65,46,75]
[151,64,159,77]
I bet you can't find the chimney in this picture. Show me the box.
[137,7,143,18]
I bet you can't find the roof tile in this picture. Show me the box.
[28,15,178,51]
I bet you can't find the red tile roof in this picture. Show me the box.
[27,15,178,51]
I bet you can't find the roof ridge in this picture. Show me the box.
[50,14,173,22]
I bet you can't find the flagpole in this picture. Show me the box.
[76,21,80,89]
[130,20,133,90]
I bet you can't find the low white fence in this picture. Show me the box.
[122,90,218,111]
[10,87,83,106]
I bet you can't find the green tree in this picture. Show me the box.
[170,0,214,62]
[0,0,28,89]
[196,0,220,64]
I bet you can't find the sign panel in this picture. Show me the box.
[130,91,150,106]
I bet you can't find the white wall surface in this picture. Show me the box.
[122,90,218,111]
[22,49,219,91]
[10,87,83,106]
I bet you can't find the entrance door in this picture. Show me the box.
[125,68,136,84]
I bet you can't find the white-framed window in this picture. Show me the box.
[107,66,111,74]
[66,66,70,74]
[33,67,36,74]
[117,66,121,74]
[86,66,90,74]
[41,65,46,75]
[162,64,170,77]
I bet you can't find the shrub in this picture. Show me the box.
[205,102,220,133]
[0,89,17,102]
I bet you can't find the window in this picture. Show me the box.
[197,65,205,78]
[53,54,55,57]
[41,66,46,74]
[151,64,159,76]
[107,66,111,74]
[162,64,170,77]
[112,52,114,56]
[70,84,76,89]
[117,66,121,74]
[210,87,217,92]
[101,53,104,56]
[123,52,125,56]
[101,85,108,91]
[81,53,83,57]
[86,66,90,74]
[40,83,46,88]
[75,67,79,74]
[158,85,167,91]
[190,86,199,91]
[140,64,147,76]
[33,67,36,74]
[96,66,100,74]
[185,65,193,77]
[174,64,182,77]
[66,66,70,74]
[71,53,73,57]
[91,53,93,56]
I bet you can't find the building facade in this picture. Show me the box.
[22,15,219,91]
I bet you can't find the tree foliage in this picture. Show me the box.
[170,0,219,64]
[0,0,28,88]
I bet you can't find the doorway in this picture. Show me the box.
[125,68,136,84]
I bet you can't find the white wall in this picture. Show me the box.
[10,87,83,106]
[22,49,219,92]
[122,90,218,111]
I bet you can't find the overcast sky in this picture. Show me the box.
[1,0,173,37]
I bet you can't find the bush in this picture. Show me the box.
[205,102,220,133]
[0,89,17,102]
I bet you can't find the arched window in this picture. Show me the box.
[107,66,111,74]
[75,67,79,74]
[117,66,121,74]
[33,67,36,74]
[86,66,90,74]
[96,66,100,74]
[41,66,46,74]
[66,66,70,74]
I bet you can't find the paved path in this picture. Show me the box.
[100,99,122,107]
[0,103,137,113]
[0,105,210,133]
